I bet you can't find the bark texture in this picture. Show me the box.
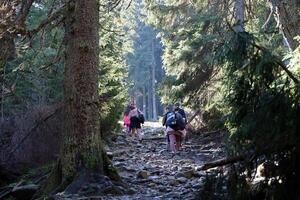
[151,39,157,121]
[269,0,300,50]
[234,0,245,32]
[62,0,103,177]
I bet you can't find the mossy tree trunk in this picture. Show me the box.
[62,0,103,178]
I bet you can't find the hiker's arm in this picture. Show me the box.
[162,115,166,126]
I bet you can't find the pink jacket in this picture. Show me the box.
[123,115,130,125]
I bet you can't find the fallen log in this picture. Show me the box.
[142,136,166,140]
[201,129,226,137]
[199,155,245,171]
[199,144,296,171]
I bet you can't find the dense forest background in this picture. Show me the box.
[0,0,299,199]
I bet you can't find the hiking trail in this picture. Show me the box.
[101,122,226,199]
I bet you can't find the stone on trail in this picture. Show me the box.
[169,179,180,186]
[137,170,149,179]
[148,182,156,187]
[177,177,188,183]
[184,170,196,179]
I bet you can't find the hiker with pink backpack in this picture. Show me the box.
[123,107,131,134]
[128,103,145,141]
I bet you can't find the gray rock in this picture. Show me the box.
[163,192,181,199]
[148,182,156,187]
[167,175,176,180]
[158,186,168,192]
[172,155,181,160]
[101,185,124,195]
[177,177,188,183]
[192,183,204,189]
[149,175,160,180]
[180,188,190,195]
[175,172,185,178]
[176,169,195,179]
[169,179,180,186]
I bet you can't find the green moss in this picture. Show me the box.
[82,152,103,171]
[33,161,63,199]
[22,164,53,180]
[102,152,121,181]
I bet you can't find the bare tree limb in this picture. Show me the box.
[261,2,274,31]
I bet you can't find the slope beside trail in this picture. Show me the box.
[102,121,226,200]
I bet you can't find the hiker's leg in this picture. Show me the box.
[127,126,129,134]
[165,128,170,150]
[137,128,142,141]
[131,128,136,137]
[168,132,177,152]
[181,129,186,145]
[166,134,170,151]
[128,126,132,135]
[175,134,181,151]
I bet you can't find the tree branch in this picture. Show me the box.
[226,21,299,84]
[16,0,35,28]
[26,5,65,38]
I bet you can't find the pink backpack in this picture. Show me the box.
[123,115,130,125]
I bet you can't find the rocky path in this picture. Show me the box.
[0,122,226,200]
[103,122,226,199]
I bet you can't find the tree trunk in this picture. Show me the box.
[269,0,300,51]
[234,0,245,32]
[151,39,157,121]
[142,87,146,116]
[33,2,119,197]
[147,87,152,120]
[1,62,6,122]
[62,0,104,177]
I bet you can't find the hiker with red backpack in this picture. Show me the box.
[128,103,145,141]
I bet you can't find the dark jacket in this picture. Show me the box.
[162,111,172,127]
[175,108,187,124]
